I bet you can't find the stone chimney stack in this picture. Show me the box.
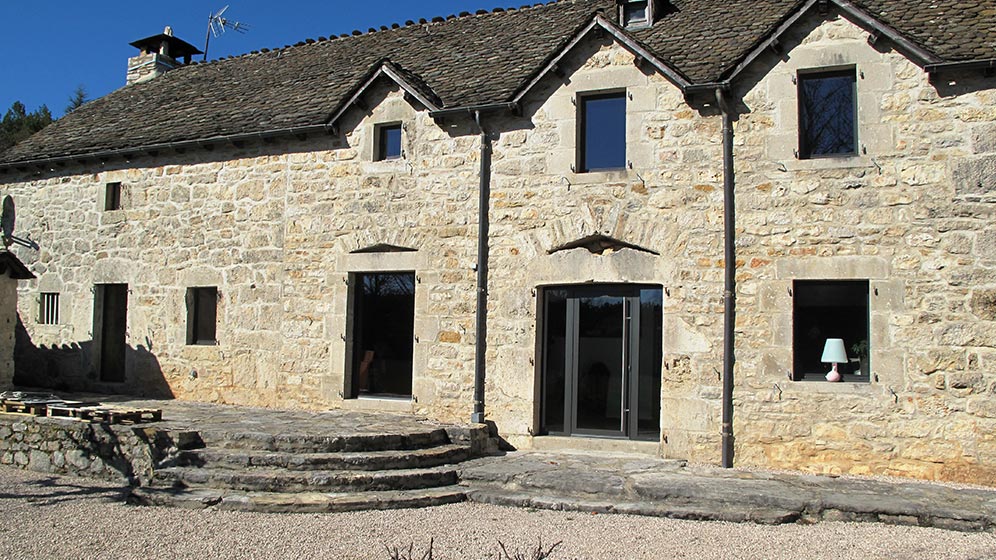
[126,26,203,86]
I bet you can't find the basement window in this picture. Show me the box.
[375,123,402,161]
[792,280,869,382]
[39,292,60,325]
[798,69,857,158]
[104,182,122,211]
[578,92,626,172]
[186,287,218,345]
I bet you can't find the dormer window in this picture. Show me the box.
[620,0,653,28]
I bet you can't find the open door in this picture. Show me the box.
[93,284,128,383]
[347,272,415,398]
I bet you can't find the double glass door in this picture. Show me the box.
[541,285,662,440]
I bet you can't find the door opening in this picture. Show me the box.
[348,272,415,398]
[94,284,128,383]
[540,284,662,440]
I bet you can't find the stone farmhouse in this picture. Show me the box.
[1,0,994,484]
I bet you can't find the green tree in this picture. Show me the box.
[65,85,89,114]
[0,101,53,152]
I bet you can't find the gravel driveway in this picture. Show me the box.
[1,466,994,560]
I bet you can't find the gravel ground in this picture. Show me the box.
[1,467,994,560]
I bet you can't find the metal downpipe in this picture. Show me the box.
[717,88,736,468]
[472,111,492,424]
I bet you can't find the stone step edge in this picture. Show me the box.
[169,443,471,470]
[193,428,452,453]
[153,464,458,492]
[463,488,994,533]
[129,485,467,514]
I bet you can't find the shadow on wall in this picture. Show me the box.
[12,314,174,398]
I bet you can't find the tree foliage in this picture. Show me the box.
[65,85,89,114]
[0,101,53,152]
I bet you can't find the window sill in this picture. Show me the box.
[569,168,632,185]
[785,379,873,395]
[784,155,873,172]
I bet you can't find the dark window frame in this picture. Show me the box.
[792,279,870,383]
[186,287,218,346]
[577,90,627,173]
[375,123,403,161]
[104,182,122,211]
[797,68,858,159]
[39,292,60,325]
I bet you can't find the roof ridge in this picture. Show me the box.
[186,0,581,68]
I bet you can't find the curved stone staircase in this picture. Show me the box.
[130,424,492,513]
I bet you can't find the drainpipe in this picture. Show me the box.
[716,87,736,469]
[472,110,492,424]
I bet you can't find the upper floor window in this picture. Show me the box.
[375,123,402,161]
[798,69,857,159]
[104,182,122,211]
[579,92,626,173]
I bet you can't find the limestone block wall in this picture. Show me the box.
[0,275,15,388]
[484,38,727,460]
[2,82,481,424]
[732,12,996,483]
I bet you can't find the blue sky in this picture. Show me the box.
[0,1,522,118]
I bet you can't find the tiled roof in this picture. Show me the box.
[1,0,992,166]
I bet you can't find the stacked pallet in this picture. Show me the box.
[0,392,161,425]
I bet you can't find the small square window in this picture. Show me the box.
[798,69,857,159]
[793,280,869,382]
[622,1,650,27]
[105,182,122,211]
[186,287,218,345]
[39,292,59,325]
[375,124,402,161]
[579,92,626,172]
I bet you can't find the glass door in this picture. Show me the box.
[541,285,662,440]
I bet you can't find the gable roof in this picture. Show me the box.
[1,0,993,169]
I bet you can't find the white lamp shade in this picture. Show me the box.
[821,338,848,364]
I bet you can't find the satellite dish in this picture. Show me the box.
[1,195,13,249]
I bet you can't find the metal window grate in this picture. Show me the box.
[39,292,59,325]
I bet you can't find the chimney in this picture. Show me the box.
[126,26,203,86]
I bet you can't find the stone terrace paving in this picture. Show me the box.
[5,395,996,533]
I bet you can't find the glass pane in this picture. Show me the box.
[800,71,856,157]
[195,288,217,343]
[378,125,402,160]
[637,288,662,438]
[623,2,649,26]
[582,94,626,171]
[352,273,415,396]
[793,280,869,381]
[542,290,568,433]
[576,294,624,432]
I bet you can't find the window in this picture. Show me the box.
[579,92,626,172]
[792,280,869,382]
[186,287,218,345]
[104,182,122,211]
[375,123,402,161]
[39,292,59,325]
[621,1,650,27]
[798,69,857,158]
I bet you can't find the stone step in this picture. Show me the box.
[153,465,459,493]
[130,485,467,513]
[196,427,451,453]
[172,443,472,471]
[465,488,803,525]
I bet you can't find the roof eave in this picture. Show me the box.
[325,61,443,130]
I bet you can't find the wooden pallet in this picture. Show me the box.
[1,400,59,416]
[47,406,162,425]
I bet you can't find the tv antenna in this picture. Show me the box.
[203,5,250,62]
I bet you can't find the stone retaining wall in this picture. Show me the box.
[0,415,177,485]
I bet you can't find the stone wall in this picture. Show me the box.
[0,415,171,484]
[0,274,15,388]
[731,12,996,484]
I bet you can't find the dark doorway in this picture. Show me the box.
[348,272,415,398]
[541,285,662,440]
[94,284,128,383]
